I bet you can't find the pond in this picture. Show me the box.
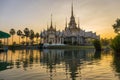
[0,49,120,80]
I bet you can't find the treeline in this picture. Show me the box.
[9,28,40,45]
[111,18,120,53]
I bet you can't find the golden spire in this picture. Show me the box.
[47,23,49,30]
[50,14,53,28]
[71,1,74,17]
[69,1,77,28]
[66,17,67,27]
[78,18,80,28]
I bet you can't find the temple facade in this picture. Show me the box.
[40,4,100,45]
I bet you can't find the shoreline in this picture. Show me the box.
[7,45,108,50]
[43,45,95,49]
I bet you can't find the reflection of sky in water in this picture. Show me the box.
[0,49,119,80]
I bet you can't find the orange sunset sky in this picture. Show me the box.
[0,0,119,39]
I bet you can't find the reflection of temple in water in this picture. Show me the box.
[0,49,95,79]
[40,49,95,80]
[0,49,109,80]
[1,50,120,80]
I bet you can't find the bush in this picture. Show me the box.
[0,40,2,46]
[93,39,101,51]
[49,41,52,44]
[73,41,78,45]
[111,34,120,53]
[13,42,16,45]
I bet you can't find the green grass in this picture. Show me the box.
[7,44,109,50]
[46,45,95,49]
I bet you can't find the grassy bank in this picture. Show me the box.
[45,45,95,49]
[44,45,110,50]
[7,45,109,50]
[8,45,39,50]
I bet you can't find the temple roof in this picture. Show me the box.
[68,3,77,29]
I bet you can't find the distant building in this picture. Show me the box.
[40,4,100,45]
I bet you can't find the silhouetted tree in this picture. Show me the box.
[93,39,101,51]
[17,30,22,45]
[24,28,30,45]
[113,18,120,34]
[111,35,120,53]
[9,28,15,45]
[21,34,25,45]
[101,38,110,46]
[111,18,120,53]
[35,32,39,44]
[29,30,34,45]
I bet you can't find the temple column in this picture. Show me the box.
[72,37,74,45]
[62,37,64,44]
[60,38,61,44]
[43,38,45,43]
[78,37,80,45]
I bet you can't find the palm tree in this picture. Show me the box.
[24,28,30,45]
[29,30,34,45]
[21,34,25,41]
[21,34,25,45]
[17,30,22,45]
[35,32,39,44]
[9,28,15,45]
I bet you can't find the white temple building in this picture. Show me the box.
[40,4,100,45]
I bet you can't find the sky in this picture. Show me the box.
[0,0,120,39]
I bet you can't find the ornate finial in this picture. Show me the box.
[50,14,53,28]
[78,18,80,28]
[47,23,49,30]
[65,17,67,27]
[71,1,74,17]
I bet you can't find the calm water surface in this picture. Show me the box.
[0,49,120,80]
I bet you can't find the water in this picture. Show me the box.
[0,49,120,80]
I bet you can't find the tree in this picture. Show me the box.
[113,18,120,34]
[101,38,110,46]
[21,34,25,45]
[17,30,22,45]
[21,34,25,41]
[9,28,15,45]
[0,40,2,46]
[24,28,30,45]
[111,35,120,53]
[35,32,39,44]
[93,39,101,51]
[111,18,120,53]
[29,30,35,45]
